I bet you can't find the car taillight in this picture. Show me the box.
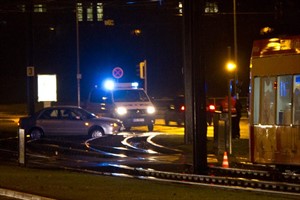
[208,104,215,111]
[180,105,185,111]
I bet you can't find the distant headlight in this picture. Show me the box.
[116,107,127,115]
[147,106,155,114]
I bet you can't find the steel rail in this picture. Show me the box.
[26,137,300,185]
[1,144,300,196]
[26,157,300,197]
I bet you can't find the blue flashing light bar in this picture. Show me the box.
[103,79,115,90]
[103,80,139,90]
[131,82,139,89]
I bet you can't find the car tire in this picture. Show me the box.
[148,124,154,132]
[89,127,104,138]
[125,126,131,131]
[30,128,43,140]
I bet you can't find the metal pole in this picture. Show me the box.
[27,1,35,116]
[228,79,232,154]
[183,0,208,174]
[183,0,193,144]
[233,0,238,99]
[75,5,81,107]
[144,60,147,93]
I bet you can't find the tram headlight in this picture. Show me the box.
[147,106,155,114]
[116,106,127,115]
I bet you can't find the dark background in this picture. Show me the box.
[1,0,300,103]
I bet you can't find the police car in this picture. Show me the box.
[84,81,156,131]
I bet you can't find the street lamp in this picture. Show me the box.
[226,61,236,72]
[75,4,81,107]
[226,61,236,154]
[233,0,239,100]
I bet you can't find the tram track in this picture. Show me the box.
[15,134,300,177]
[24,154,300,197]
[1,134,300,197]
[4,145,299,197]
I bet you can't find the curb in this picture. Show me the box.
[0,188,55,200]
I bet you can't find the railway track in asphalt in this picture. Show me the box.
[1,134,300,197]
[26,156,300,198]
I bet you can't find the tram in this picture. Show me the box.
[249,35,300,166]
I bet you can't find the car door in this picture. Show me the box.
[36,108,64,135]
[60,108,87,135]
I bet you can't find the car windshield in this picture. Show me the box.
[113,89,150,102]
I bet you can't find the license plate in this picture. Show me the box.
[133,118,144,122]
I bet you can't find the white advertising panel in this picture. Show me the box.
[37,74,57,102]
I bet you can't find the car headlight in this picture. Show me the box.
[116,107,127,115]
[111,122,118,127]
[147,106,155,114]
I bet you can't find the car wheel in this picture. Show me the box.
[125,127,131,131]
[30,128,43,140]
[148,124,154,132]
[89,128,104,138]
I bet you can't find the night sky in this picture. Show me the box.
[0,0,300,104]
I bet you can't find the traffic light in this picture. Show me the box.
[139,61,145,79]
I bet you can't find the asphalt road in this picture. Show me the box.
[130,118,249,139]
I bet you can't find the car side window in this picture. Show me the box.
[40,109,59,119]
[61,109,75,120]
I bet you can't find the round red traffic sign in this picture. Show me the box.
[112,67,123,79]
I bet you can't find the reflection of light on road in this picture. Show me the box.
[97,163,136,170]
[84,138,127,158]
[154,118,249,139]
[0,136,17,142]
[146,155,183,162]
[120,132,183,154]
[112,147,128,150]
[121,134,158,154]
[111,173,135,178]
[121,133,158,154]
[146,133,182,153]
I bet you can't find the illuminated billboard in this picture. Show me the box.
[37,74,57,102]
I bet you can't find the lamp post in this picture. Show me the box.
[233,0,238,99]
[75,4,81,107]
[226,61,236,154]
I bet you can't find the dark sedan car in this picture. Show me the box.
[164,96,185,126]
[18,106,125,139]
[164,96,215,126]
